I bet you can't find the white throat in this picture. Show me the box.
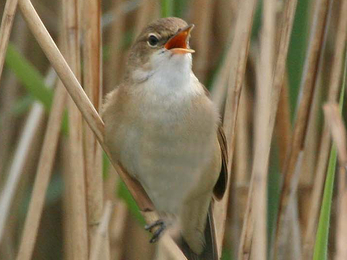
[132,51,202,99]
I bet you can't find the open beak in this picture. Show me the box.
[165,24,195,54]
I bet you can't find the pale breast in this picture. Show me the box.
[103,60,220,214]
[115,85,218,214]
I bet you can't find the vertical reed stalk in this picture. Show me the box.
[314,103,343,260]
[303,0,347,257]
[275,75,292,167]
[89,201,113,260]
[239,0,298,258]
[134,0,154,37]
[189,0,213,82]
[233,83,251,254]
[251,0,276,258]
[334,55,347,260]
[274,0,332,256]
[62,0,89,258]
[0,0,18,80]
[160,0,173,17]
[109,201,128,260]
[213,0,257,257]
[107,0,126,91]
[335,165,347,260]
[82,0,106,258]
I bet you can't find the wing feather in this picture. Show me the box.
[200,83,228,200]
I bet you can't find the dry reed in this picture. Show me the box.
[62,0,89,258]
[189,0,214,83]
[89,200,113,260]
[323,103,347,260]
[324,102,347,260]
[107,0,126,91]
[250,0,276,258]
[81,0,106,257]
[0,68,56,243]
[214,0,258,256]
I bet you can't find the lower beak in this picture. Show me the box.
[165,24,195,54]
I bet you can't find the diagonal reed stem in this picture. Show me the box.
[16,85,67,260]
[18,0,103,142]
[0,69,56,244]
[17,0,153,211]
[17,0,185,258]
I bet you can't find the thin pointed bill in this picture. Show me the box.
[165,24,195,54]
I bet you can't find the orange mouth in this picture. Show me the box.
[164,24,195,54]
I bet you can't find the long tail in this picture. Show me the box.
[178,203,218,260]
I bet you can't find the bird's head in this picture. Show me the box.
[125,17,195,83]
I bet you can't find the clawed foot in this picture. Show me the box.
[145,219,166,243]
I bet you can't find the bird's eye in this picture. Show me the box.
[147,34,159,47]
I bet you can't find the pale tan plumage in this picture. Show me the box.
[102,17,227,260]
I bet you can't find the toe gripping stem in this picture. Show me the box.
[145,219,166,243]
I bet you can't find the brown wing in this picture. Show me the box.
[179,202,219,260]
[200,84,228,200]
[213,125,228,200]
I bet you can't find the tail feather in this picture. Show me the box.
[178,203,218,260]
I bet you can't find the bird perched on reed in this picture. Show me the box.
[102,17,228,260]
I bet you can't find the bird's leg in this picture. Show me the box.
[145,219,166,243]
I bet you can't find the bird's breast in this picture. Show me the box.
[106,69,219,214]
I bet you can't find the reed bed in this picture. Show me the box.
[0,0,347,259]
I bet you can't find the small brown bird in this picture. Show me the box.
[102,17,227,260]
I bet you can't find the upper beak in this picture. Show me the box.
[165,24,195,54]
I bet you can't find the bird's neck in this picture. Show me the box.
[129,54,202,99]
